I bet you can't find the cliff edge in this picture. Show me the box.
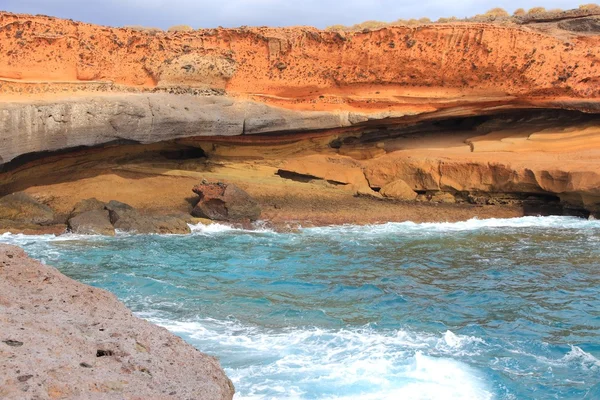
[1,10,600,225]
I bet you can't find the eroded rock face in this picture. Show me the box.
[192,182,261,221]
[0,192,54,225]
[0,244,235,399]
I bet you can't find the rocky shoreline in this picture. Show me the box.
[0,244,234,399]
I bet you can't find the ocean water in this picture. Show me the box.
[2,216,600,399]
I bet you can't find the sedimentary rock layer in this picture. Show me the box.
[0,244,234,399]
[1,11,600,221]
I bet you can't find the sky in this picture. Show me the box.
[1,0,585,29]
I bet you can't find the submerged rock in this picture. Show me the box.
[192,182,261,221]
[67,210,115,236]
[0,192,55,225]
[0,244,234,399]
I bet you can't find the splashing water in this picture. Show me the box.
[2,216,600,399]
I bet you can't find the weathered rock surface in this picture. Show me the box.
[192,182,261,221]
[69,198,107,219]
[0,244,234,399]
[0,192,55,225]
[0,94,351,165]
[1,11,600,166]
[105,200,191,234]
[67,209,115,236]
[380,180,417,201]
[113,211,191,234]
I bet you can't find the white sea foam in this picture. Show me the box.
[188,221,275,235]
[143,316,492,400]
[302,216,600,236]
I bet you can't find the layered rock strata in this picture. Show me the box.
[1,10,600,222]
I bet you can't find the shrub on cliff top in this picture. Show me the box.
[484,8,510,17]
[513,8,526,16]
[527,7,547,14]
[579,3,600,10]
[437,16,459,23]
[124,25,163,33]
[167,25,194,32]
[325,24,348,31]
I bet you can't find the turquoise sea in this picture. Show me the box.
[2,216,600,399]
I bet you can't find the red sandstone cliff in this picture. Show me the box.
[1,10,600,223]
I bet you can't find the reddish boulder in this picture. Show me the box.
[192,182,261,221]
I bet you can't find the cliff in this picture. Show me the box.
[0,244,234,399]
[1,10,600,223]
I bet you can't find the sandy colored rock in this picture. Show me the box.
[0,244,234,400]
[431,192,457,204]
[380,180,418,201]
[67,209,115,236]
[0,192,55,225]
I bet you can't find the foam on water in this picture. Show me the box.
[2,215,600,399]
[145,316,492,400]
[188,221,275,235]
[302,216,600,236]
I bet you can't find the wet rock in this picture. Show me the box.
[113,211,191,234]
[67,210,115,236]
[0,192,55,225]
[0,244,234,399]
[191,182,261,221]
[69,198,107,219]
[380,180,418,201]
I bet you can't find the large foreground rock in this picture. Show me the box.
[192,182,261,221]
[0,192,55,225]
[0,244,234,399]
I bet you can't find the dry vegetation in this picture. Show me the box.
[325,4,600,31]
[167,25,194,32]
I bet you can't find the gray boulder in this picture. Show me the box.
[67,210,115,236]
[0,192,55,225]
[69,198,107,219]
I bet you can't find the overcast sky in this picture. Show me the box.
[2,0,584,29]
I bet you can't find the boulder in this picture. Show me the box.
[112,210,191,234]
[67,210,115,236]
[380,180,418,201]
[191,182,261,221]
[69,198,107,219]
[431,192,457,204]
[0,192,55,225]
[105,200,135,224]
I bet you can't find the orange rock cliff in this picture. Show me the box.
[1,9,600,223]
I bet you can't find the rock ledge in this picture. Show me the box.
[0,244,234,400]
